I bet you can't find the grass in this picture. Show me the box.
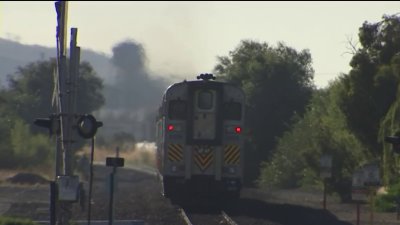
[374,183,400,212]
[0,142,157,185]
[0,217,38,225]
[78,141,157,169]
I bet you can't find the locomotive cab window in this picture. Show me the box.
[168,100,187,120]
[223,102,242,120]
[197,90,214,110]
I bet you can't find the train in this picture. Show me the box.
[155,73,245,200]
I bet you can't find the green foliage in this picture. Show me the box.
[10,119,53,168]
[339,14,400,154]
[379,53,400,185]
[0,93,54,168]
[374,193,397,212]
[75,61,105,114]
[0,217,38,225]
[257,134,311,188]
[368,14,400,185]
[0,96,17,167]
[374,182,400,212]
[5,59,105,133]
[258,84,367,200]
[359,14,400,64]
[258,14,400,200]
[11,119,32,159]
[337,15,400,163]
[0,58,104,169]
[214,40,315,184]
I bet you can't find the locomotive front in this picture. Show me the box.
[156,74,245,200]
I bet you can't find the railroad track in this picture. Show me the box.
[179,207,238,225]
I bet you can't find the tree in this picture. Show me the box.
[337,15,400,155]
[257,14,400,197]
[5,58,105,132]
[214,40,315,184]
[258,83,367,201]
[0,58,105,169]
[333,14,400,184]
[10,119,53,167]
[0,91,17,167]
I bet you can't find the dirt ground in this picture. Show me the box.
[1,167,400,225]
[242,187,400,225]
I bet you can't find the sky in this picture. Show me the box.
[0,1,399,88]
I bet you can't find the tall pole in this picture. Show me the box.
[55,0,70,175]
[54,2,81,225]
[87,137,95,225]
[108,147,120,225]
[323,179,327,210]
[54,0,66,180]
[55,2,70,225]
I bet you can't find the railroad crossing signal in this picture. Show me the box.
[35,114,102,139]
[76,114,103,139]
[34,114,60,136]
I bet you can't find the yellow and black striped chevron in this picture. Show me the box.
[224,144,240,165]
[167,144,183,162]
[193,146,214,171]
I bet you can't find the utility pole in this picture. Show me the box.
[35,2,102,225]
[55,2,80,225]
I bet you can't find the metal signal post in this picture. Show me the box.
[54,1,79,225]
[34,2,103,225]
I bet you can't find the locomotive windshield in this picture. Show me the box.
[193,89,217,140]
[197,90,214,110]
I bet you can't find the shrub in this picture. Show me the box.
[10,119,53,168]
[0,217,38,225]
[374,182,400,212]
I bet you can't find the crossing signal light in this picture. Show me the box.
[34,114,60,136]
[35,114,102,139]
[76,114,103,139]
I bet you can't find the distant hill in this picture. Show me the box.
[0,38,115,87]
[0,38,170,141]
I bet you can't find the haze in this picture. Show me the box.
[1,1,399,87]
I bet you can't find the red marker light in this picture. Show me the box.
[235,126,242,134]
[167,125,174,131]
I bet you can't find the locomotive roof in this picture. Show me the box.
[165,78,239,91]
[160,74,244,102]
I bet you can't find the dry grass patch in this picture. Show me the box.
[78,141,157,169]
